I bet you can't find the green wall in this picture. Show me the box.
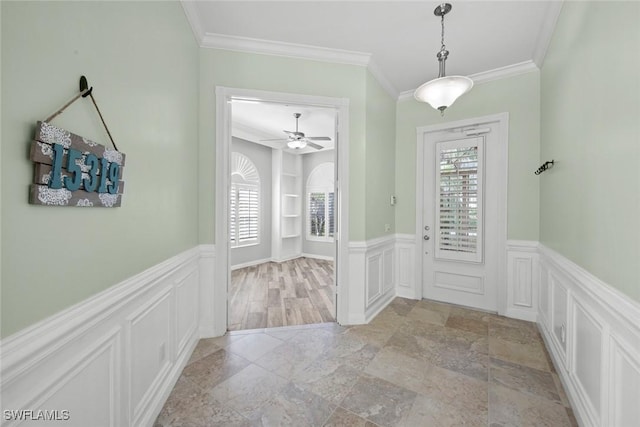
[365,72,397,238]
[540,1,640,302]
[395,71,541,239]
[198,48,370,242]
[0,1,199,337]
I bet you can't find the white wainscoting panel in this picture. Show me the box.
[608,335,640,427]
[506,240,539,322]
[538,244,640,427]
[395,234,416,299]
[0,247,208,427]
[348,235,396,324]
[366,253,382,305]
[198,244,218,338]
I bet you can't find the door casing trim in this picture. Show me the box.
[415,112,509,315]
[215,87,350,334]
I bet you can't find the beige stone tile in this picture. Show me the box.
[445,314,489,336]
[340,375,417,427]
[254,341,320,380]
[342,323,395,348]
[323,407,379,427]
[490,357,560,403]
[225,332,284,361]
[186,338,223,366]
[292,357,361,405]
[207,364,288,419]
[400,391,488,427]
[406,304,450,326]
[365,347,488,403]
[449,305,498,322]
[489,384,572,427]
[182,348,251,391]
[489,319,542,345]
[251,382,335,426]
[489,336,551,372]
[387,321,489,380]
[386,297,418,316]
[317,334,380,371]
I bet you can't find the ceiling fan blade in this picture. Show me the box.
[260,138,289,142]
[306,141,324,150]
[306,136,332,141]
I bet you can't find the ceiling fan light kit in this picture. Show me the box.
[261,112,330,151]
[414,2,473,115]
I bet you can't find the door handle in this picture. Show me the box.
[423,235,430,241]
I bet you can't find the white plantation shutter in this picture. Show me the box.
[230,184,237,244]
[306,162,335,242]
[435,137,484,263]
[328,192,335,237]
[237,186,258,242]
[230,153,260,247]
[309,192,326,237]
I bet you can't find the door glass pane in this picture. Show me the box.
[436,138,483,262]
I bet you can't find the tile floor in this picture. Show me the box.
[155,298,578,427]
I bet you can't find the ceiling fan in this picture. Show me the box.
[261,113,331,150]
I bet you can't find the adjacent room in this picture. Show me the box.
[228,101,337,330]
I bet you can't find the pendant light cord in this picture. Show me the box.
[437,8,449,79]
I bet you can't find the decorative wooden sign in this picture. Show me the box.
[29,121,126,207]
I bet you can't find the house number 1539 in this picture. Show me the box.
[48,144,120,194]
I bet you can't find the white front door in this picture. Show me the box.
[421,118,506,312]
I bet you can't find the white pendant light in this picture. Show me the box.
[414,3,473,115]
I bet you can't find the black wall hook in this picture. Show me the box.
[535,160,554,175]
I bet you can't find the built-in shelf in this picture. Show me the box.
[273,150,303,262]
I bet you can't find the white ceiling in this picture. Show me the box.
[232,100,336,154]
[182,1,562,150]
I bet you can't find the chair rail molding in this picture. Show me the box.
[537,243,640,427]
[0,246,212,427]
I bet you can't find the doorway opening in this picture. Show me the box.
[415,113,508,314]
[215,87,350,334]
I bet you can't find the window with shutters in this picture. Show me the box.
[435,137,484,263]
[306,162,335,242]
[230,152,260,247]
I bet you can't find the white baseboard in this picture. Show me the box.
[301,253,334,261]
[230,257,272,271]
[537,244,640,427]
[0,247,210,427]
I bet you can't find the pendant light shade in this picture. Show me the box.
[414,3,472,115]
[414,75,473,112]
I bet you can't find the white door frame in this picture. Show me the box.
[414,113,509,315]
[214,87,350,334]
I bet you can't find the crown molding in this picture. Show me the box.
[200,32,372,68]
[532,1,564,68]
[469,60,539,84]
[398,60,539,103]
[367,59,399,100]
[180,0,205,45]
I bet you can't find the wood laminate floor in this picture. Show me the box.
[229,257,335,331]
